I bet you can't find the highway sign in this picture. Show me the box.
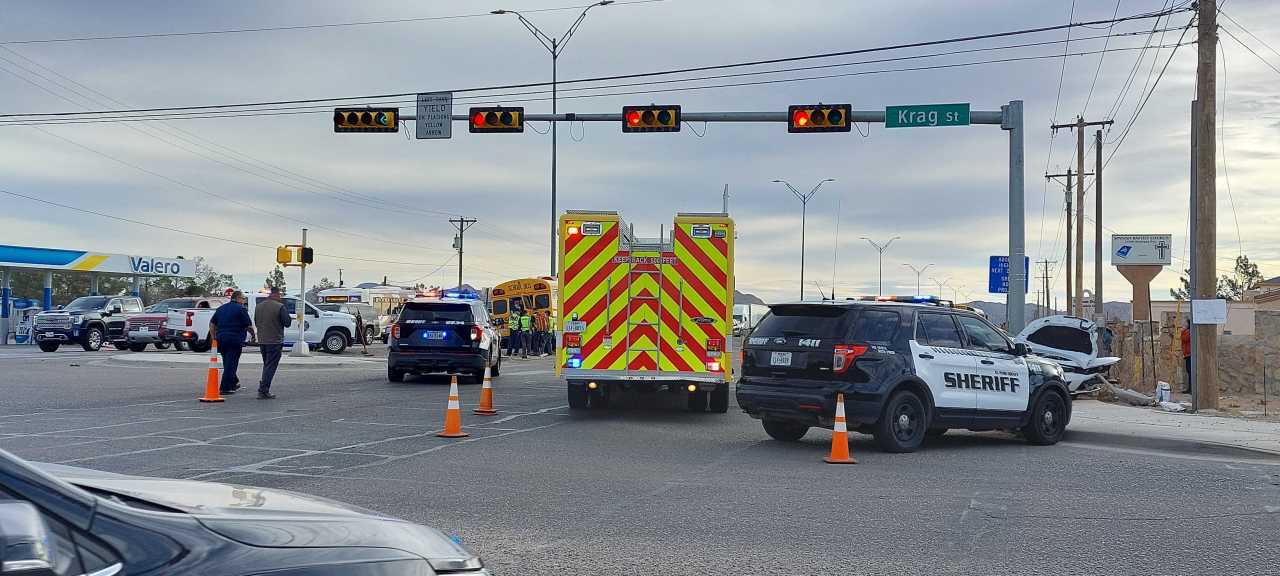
[416,92,452,139]
[885,103,971,128]
[1111,234,1172,265]
[988,255,1030,294]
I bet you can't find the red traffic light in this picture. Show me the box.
[621,105,680,133]
[788,104,852,133]
[469,106,524,133]
[626,110,642,126]
[792,109,810,128]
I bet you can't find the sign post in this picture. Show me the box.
[415,92,453,140]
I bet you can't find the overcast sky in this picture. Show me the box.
[1,0,1277,306]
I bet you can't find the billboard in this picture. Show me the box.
[1111,234,1172,266]
[0,244,193,277]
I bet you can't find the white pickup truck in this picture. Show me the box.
[167,294,357,354]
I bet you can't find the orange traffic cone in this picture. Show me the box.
[437,374,470,438]
[823,393,856,464]
[473,366,498,416]
[198,338,224,403]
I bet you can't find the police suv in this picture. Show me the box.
[735,296,1072,453]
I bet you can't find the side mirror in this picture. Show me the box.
[0,501,58,576]
[1014,342,1031,357]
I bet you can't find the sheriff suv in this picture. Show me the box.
[387,292,501,384]
[735,296,1071,453]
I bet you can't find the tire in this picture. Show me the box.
[322,330,348,354]
[387,368,405,382]
[926,428,948,438]
[589,384,610,409]
[874,389,929,453]
[364,326,377,345]
[38,341,59,352]
[128,343,147,352]
[708,383,729,413]
[762,419,808,442]
[189,339,211,353]
[567,384,588,410]
[1023,391,1069,446]
[80,327,104,351]
[174,341,188,351]
[112,342,130,351]
[154,342,170,350]
[687,389,708,412]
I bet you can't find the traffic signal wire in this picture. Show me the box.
[0,0,666,45]
[0,3,1192,121]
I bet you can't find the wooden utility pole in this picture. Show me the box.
[1051,117,1114,317]
[1037,259,1055,317]
[1094,129,1104,323]
[1046,170,1093,316]
[1194,0,1218,410]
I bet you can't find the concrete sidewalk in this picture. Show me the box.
[1071,399,1280,456]
[109,350,382,368]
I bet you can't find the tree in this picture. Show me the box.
[265,266,287,293]
[305,277,335,303]
[1170,255,1263,301]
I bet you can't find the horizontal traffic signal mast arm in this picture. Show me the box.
[393,110,1006,124]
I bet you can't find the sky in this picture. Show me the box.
[1,0,1277,307]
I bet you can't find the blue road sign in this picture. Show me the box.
[988,256,1030,294]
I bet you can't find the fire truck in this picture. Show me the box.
[557,211,734,412]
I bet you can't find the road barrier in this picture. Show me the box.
[823,393,856,464]
[198,338,224,403]
[437,375,469,438]
[474,366,498,416]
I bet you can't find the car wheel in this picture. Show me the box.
[874,389,928,453]
[154,342,170,350]
[173,341,187,351]
[112,342,130,351]
[1023,391,1069,446]
[364,326,377,345]
[81,327,103,351]
[708,383,729,413]
[322,330,348,354]
[567,384,588,410]
[38,341,59,352]
[190,339,211,353]
[388,368,405,382]
[128,343,147,352]
[687,389,708,412]
[762,419,808,442]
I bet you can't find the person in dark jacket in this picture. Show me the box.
[253,287,292,399]
[209,290,256,394]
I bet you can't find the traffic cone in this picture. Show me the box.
[198,338,224,403]
[473,366,498,416]
[823,393,856,464]
[437,375,470,438]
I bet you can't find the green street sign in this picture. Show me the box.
[885,103,971,128]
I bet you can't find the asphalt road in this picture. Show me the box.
[2,345,1278,575]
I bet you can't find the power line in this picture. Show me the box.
[0,4,1192,121]
[1080,0,1125,116]
[1218,39,1244,256]
[1038,0,1077,270]
[1220,21,1280,77]
[0,1,665,45]
[1100,21,1194,171]
[1220,10,1280,63]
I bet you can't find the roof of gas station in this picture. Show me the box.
[0,244,194,278]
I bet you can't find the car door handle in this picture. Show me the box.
[980,359,995,365]
[918,354,934,359]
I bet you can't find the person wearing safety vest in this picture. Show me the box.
[519,310,534,358]
[507,309,523,357]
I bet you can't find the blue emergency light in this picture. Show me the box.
[443,290,480,300]
[566,357,583,369]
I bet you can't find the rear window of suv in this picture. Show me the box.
[751,305,852,339]
[400,303,473,324]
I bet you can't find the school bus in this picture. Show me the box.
[490,277,556,338]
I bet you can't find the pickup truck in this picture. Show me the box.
[126,296,225,352]
[168,294,357,354]
[33,295,145,352]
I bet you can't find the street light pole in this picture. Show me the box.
[493,1,613,277]
[902,263,934,296]
[773,178,835,300]
[861,236,901,296]
[930,276,951,300]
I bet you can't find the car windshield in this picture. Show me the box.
[751,305,852,339]
[63,296,109,311]
[316,304,340,312]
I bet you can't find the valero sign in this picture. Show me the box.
[0,244,194,278]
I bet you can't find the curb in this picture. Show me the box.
[106,352,382,369]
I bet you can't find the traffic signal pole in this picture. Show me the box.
[398,102,1029,332]
[291,227,310,357]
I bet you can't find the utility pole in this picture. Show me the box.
[1094,129,1104,323]
[1193,0,1219,410]
[1037,259,1055,317]
[1046,169,1093,316]
[722,184,730,214]
[861,236,901,296]
[1051,117,1113,317]
[902,263,934,296]
[337,268,344,287]
[449,217,478,290]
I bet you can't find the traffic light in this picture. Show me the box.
[787,104,852,133]
[622,105,680,133]
[300,247,314,264]
[275,246,293,265]
[469,107,523,133]
[334,107,399,133]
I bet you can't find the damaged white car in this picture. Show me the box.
[1014,315,1121,395]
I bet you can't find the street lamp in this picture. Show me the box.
[930,276,951,299]
[492,1,613,276]
[902,263,934,296]
[860,236,901,296]
[773,178,835,300]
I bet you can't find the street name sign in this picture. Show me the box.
[416,92,452,139]
[1111,234,1172,265]
[885,103,971,128]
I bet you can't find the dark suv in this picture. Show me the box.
[387,297,501,383]
[33,296,144,352]
[735,297,1071,453]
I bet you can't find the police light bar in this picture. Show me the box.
[443,290,480,300]
[854,295,948,305]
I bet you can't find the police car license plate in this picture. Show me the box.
[43,331,56,338]
[425,331,447,340]
[770,351,792,366]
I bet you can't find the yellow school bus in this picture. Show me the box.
[490,277,556,338]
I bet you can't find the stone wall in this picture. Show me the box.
[1108,313,1274,396]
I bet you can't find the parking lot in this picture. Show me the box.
[3,345,1279,575]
